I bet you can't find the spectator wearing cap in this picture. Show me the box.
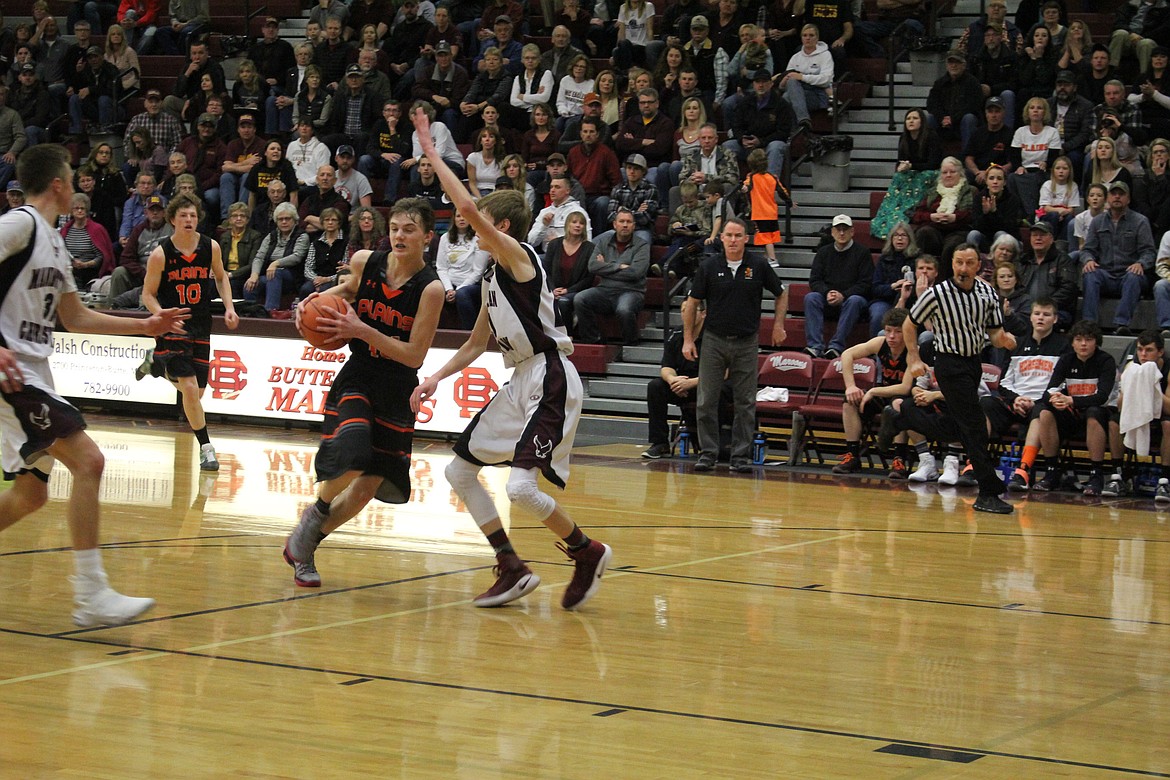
[109,193,171,305]
[383,0,432,96]
[559,92,614,153]
[412,40,469,131]
[153,0,210,55]
[68,45,119,133]
[162,40,225,119]
[332,144,373,208]
[532,152,587,207]
[926,50,984,150]
[1047,70,1094,176]
[1080,180,1156,333]
[1130,45,1170,140]
[1109,0,1170,76]
[10,64,51,147]
[725,68,796,182]
[963,98,1013,184]
[117,0,162,54]
[804,214,873,359]
[473,15,524,77]
[478,0,525,42]
[957,0,1023,59]
[247,18,296,91]
[124,89,182,162]
[1018,218,1079,327]
[680,15,729,105]
[778,24,834,128]
[528,173,590,251]
[177,112,227,217]
[220,113,265,220]
[288,116,333,196]
[575,207,650,346]
[359,100,412,202]
[2,180,25,214]
[347,0,392,42]
[600,153,658,245]
[969,23,1019,128]
[614,87,675,174]
[322,63,379,153]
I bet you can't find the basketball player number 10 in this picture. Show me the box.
[177,283,202,305]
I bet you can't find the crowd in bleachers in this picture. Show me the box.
[5,0,1170,497]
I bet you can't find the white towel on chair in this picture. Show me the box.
[756,387,789,402]
[1119,360,1163,455]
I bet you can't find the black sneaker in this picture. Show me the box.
[641,443,671,459]
[1034,470,1063,492]
[974,494,1013,514]
[1007,467,1030,492]
[694,453,716,472]
[1101,472,1126,497]
[823,347,841,360]
[803,346,821,358]
[1083,470,1105,497]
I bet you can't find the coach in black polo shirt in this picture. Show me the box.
[682,217,788,473]
[904,242,1017,513]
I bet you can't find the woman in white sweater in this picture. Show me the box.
[510,44,556,118]
[436,211,491,329]
[777,24,834,126]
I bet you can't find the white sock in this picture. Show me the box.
[72,548,106,590]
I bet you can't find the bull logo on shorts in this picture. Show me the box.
[533,435,553,459]
[29,403,51,430]
[208,350,248,400]
[452,367,498,418]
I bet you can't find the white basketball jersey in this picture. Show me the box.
[482,242,573,368]
[0,206,77,361]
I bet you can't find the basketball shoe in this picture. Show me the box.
[284,503,327,586]
[474,555,541,607]
[71,573,155,627]
[559,540,612,611]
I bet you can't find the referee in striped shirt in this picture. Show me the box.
[903,243,1018,514]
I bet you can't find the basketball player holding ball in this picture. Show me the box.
[282,198,445,587]
[140,193,239,472]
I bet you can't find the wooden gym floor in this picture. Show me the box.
[1,414,1168,778]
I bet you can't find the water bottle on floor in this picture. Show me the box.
[752,432,767,465]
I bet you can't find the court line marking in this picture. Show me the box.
[3,534,855,681]
[4,630,1167,778]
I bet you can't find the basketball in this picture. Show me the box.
[298,295,352,350]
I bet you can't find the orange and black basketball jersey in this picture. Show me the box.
[348,250,440,375]
[157,234,216,332]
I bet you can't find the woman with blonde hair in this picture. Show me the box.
[104,23,139,91]
[594,69,621,132]
[1086,135,1133,191]
[1008,96,1062,213]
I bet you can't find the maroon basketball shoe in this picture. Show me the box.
[474,559,541,607]
[559,540,613,611]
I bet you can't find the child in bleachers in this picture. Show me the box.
[656,180,710,279]
[1070,182,1106,263]
[742,148,793,263]
[1037,154,1080,243]
[703,181,733,250]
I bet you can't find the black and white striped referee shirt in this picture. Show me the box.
[909,277,1004,358]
